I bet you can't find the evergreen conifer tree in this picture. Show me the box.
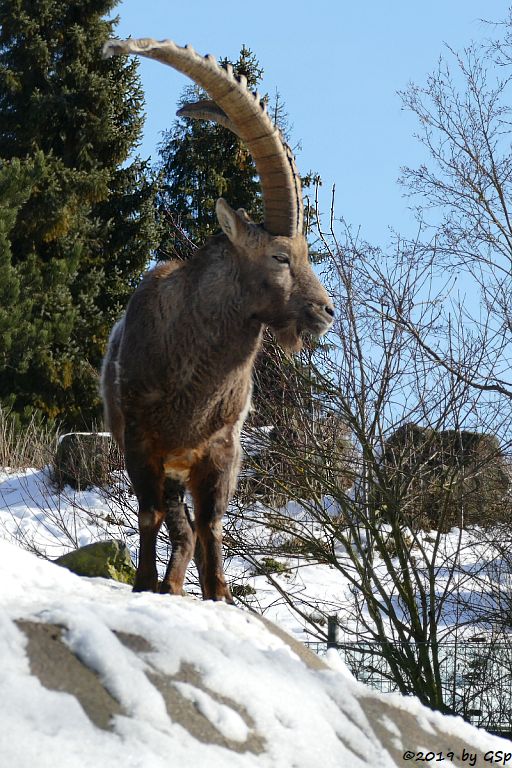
[0,0,159,424]
[0,156,43,386]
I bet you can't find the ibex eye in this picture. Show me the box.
[273,253,290,265]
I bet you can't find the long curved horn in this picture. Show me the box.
[177,99,236,133]
[103,37,303,237]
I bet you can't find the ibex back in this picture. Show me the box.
[101,38,334,601]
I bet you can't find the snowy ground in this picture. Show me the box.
[0,466,508,647]
[2,531,512,766]
[0,536,376,767]
[2,467,512,764]
[0,467,350,643]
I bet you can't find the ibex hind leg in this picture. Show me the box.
[189,456,235,603]
[125,442,165,593]
[160,477,197,596]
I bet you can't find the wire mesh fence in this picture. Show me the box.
[305,635,512,737]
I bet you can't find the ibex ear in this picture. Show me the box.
[236,207,252,222]
[216,198,252,245]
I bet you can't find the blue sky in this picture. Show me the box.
[112,1,511,245]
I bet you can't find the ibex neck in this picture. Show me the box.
[151,245,263,382]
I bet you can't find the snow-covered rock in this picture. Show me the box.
[1,538,511,767]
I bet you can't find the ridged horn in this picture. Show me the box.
[177,99,236,134]
[103,37,303,237]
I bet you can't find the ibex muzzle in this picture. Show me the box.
[101,38,333,601]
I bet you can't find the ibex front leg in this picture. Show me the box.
[189,454,235,603]
[125,440,165,593]
[160,477,197,596]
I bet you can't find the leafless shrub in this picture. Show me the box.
[0,407,56,470]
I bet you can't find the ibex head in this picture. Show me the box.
[215,198,333,352]
[103,38,334,352]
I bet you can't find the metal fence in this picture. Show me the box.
[305,633,512,737]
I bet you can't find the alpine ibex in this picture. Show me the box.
[101,38,334,601]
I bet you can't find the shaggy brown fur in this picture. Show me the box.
[101,201,333,601]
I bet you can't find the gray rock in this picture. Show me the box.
[55,540,136,585]
[52,432,117,490]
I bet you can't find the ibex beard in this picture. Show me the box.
[101,39,334,602]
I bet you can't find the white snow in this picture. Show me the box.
[0,536,392,767]
[1,467,512,765]
[173,682,250,742]
[1,465,512,657]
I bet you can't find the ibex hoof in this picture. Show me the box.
[133,576,159,593]
[159,580,187,597]
[209,591,235,605]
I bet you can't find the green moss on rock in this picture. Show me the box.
[55,540,136,585]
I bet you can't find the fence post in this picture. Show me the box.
[327,615,339,649]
